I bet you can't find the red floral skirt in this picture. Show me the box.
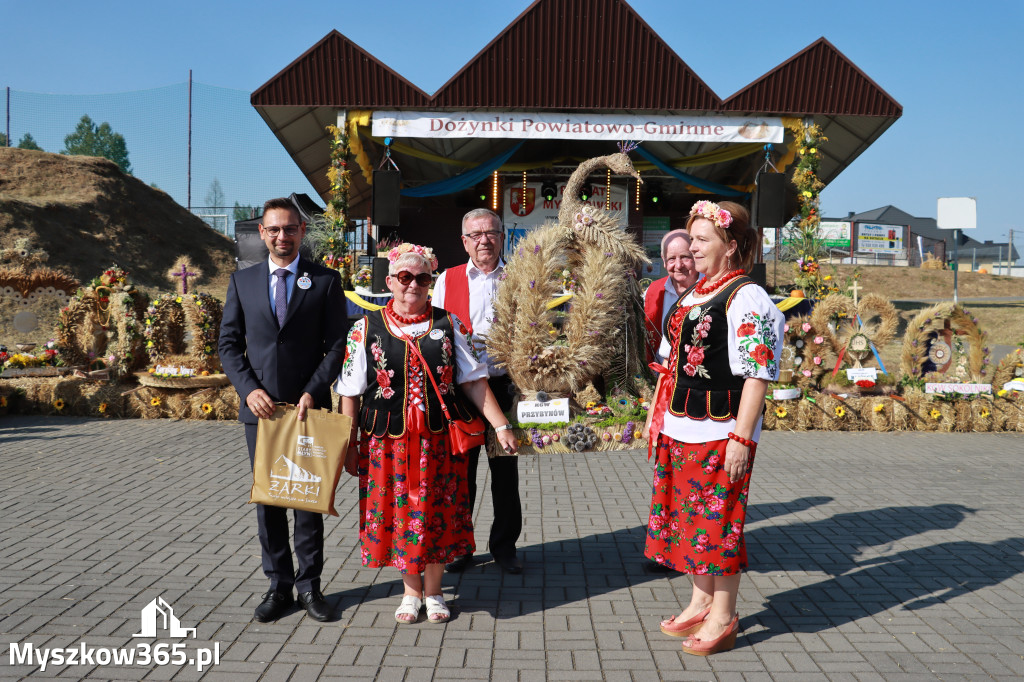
[357,405,475,574]
[644,434,756,576]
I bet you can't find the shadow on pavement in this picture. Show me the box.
[0,424,66,443]
[747,503,976,575]
[746,537,1024,643]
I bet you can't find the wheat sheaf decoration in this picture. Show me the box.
[811,293,899,370]
[487,152,650,403]
[900,302,989,383]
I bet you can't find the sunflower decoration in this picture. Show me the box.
[834,405,846,418]
[775,406,788,418]
[930,407,942,420]
[150,397,161,407]
[991,346,1024,389]
[201,403,213,414]
[53,398,65,412]
[0,396,7,408]
[979,406,991,419]
[98,402,108,414]
[873,402,885,413]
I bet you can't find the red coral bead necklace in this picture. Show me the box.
[385,299,431,325]
[693,269,745,296]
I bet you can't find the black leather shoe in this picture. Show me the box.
[494,553,523,575]
[445,554,474,573]
[646,560,673,573]
[254,591,293,622]
[297,589,332,622]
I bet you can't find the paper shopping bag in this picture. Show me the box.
[250,404,352,516]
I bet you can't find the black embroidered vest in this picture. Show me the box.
[360,308,475,437]
[664,276,754,421]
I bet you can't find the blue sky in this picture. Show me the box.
[2,0,1022,248]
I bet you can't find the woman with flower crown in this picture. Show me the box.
[334,243,517,625]
[644,201,784,655]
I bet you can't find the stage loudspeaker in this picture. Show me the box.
[373,170,401,226]
[755,173,787,227]
[371,257,390,294]
[748,262,767,289]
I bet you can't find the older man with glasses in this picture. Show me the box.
[432,208,524,575]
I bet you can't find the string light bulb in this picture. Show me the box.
[605,169,611,211]
[492,170,499,212]
[521,170,528,215]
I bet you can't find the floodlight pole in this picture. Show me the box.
[952,229,959,304]
[187,69,193,211]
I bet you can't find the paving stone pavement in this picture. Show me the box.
[1,415,1022,681]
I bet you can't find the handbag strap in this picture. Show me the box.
[384,309,455,422]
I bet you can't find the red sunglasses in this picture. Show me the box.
[394,271,432,287]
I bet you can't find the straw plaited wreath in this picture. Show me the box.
[899,302,989,383]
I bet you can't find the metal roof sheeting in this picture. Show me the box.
[252,4,900,118]
[430,0,720,110]
[251,31,429,108]
[723,38,902,117]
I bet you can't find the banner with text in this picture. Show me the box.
[857,223,905,254]
[373,111,784,143]
[502,182,630,255]
[768,221,852,251]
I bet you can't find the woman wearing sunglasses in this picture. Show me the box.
[334,243,518,624]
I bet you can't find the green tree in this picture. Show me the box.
[0,132,8,146]
[205,178,225,209]
[17,133,43,151]
[62,115,132,174]
[233,201,254,221]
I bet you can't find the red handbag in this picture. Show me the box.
[386,311,487,454]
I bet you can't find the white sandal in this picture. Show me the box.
[425,594,450,623]
[394,594,422,624]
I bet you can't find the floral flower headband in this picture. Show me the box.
[689,200,733,230]
[387,242,438,272]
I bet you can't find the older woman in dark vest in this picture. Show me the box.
[335,244,518,624]
[644,201,783,655]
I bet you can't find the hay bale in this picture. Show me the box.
[861,396,894,431]
[970,400,995,432]
[892,394,924,431]
[952,400,975,432]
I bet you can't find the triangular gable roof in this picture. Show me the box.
[723,38,902,116]
[849,205,916,224]
[251,30,430,108]
[430,0,721,110]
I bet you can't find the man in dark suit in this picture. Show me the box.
[219,197,347,622]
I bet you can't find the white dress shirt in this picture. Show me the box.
[266,255,300,314]
[432,258,506,376]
